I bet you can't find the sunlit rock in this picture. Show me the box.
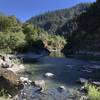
[0,68,19,96]
[20,77,29,83]
[44,72,55,78]
[32,80,46,91]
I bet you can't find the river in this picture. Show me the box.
[21,52,100,90]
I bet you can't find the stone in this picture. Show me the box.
[32,80,46,91]
[1,62,10,68]
[92,81,100,86]
[80,96,88,100]
[80,86,87,93]
[8,94,12,98]
[20,77,29,83]
[0,68,21,96]
[44,72,55,78]
[19,64,25,70]
[7,64,25,73]
[77,78,88,84]
[57,86,66,92]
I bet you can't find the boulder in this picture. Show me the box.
[77,78,88,84]
[92,81,100,86]
[0,68,22,96]
[44,72,55,78]
[20,77,29,83]
[57,86,66,92]
[31,80,46,91]
[7,64,25,73]
[1,62,10,68]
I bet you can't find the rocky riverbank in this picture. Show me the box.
[0,54,25,98]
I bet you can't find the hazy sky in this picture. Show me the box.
[0,0,96,22]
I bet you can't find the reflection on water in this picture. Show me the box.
[49,51,64,57]
[23,52,100,90]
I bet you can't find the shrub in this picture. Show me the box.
[85,83,100,100]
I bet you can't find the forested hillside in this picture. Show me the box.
[63,0,100,54]
[27,3,91,35]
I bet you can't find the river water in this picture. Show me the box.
[21,52,100,90]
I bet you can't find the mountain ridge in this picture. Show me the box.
[26,3,91,35]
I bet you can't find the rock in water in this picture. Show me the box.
[92,81,100,86]
[77,78,88,84]
[57,86,67,93]
[32,80,46,91]
[44,72,55,78]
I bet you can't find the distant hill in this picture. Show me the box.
[0,12,6,16]
[26,3,91,35]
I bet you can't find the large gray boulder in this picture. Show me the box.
[0,68,23,97]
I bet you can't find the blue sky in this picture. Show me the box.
[0,0,96,22]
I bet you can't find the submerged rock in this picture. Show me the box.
[47,87,69,100]
[65,64,73,68]
[14,84,70,100]
[57,86,66,92]
[81,69,92,73]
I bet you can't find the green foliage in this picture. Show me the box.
[85,83,100,100]
[0,32,26,53]
[23,23,41,43]
[0,15,22,32]
[0,88,8,97]
[0,15,26,53]
[23,23,66,51]
[41,34,67,50]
